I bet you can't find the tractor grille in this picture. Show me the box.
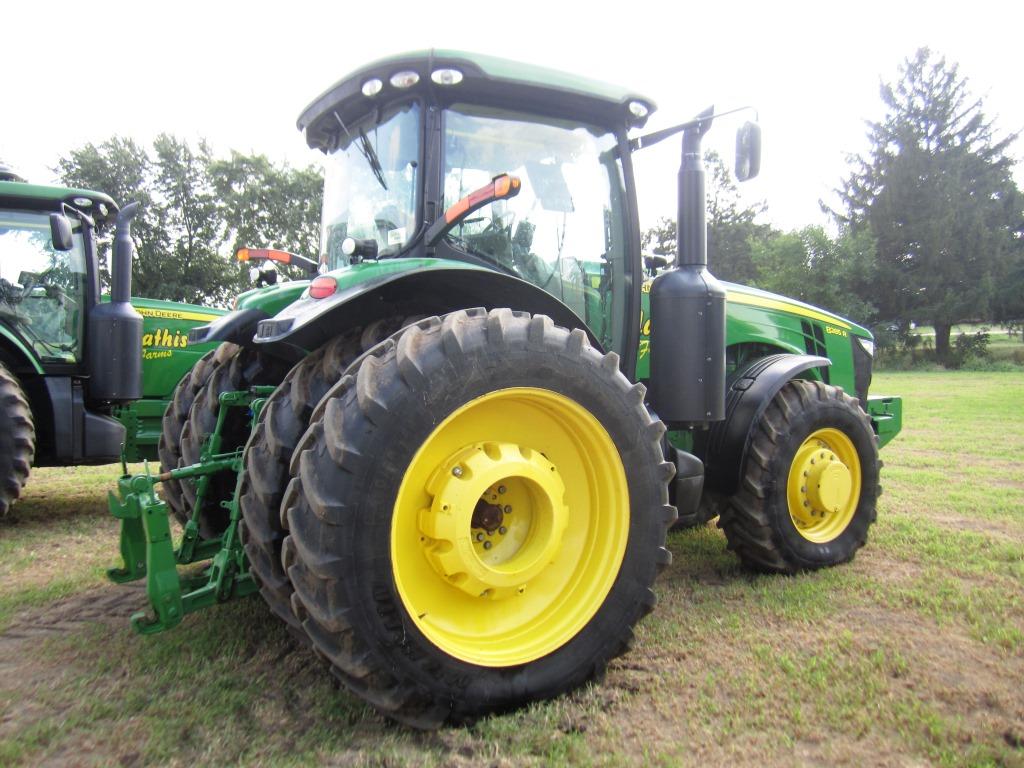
[800,321,830,384]
[851,336,872,408]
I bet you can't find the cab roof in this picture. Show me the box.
[298,49,657,152]
[0,179,118,223]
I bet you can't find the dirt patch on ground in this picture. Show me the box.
[0,586,147,762]
[927,512,1024,543]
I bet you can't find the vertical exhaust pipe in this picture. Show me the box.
[88,203,143,403]
[649,107,727,427]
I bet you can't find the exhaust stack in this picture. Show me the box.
[648,107,727,427]
[88,203,143,403]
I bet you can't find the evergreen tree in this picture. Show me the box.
[833,48,1022,362]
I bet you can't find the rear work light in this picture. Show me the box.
[309,276,337,299]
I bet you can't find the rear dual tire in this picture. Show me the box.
[277,309,675,726]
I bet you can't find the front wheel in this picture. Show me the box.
[281,308,676,726]
[718,379,880,573]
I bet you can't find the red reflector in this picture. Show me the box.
[309,276,337,299]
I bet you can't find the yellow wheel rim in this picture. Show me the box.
[391,387,629,667]
[786,428,861,543]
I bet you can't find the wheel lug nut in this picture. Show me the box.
[504,505,512,514]
[475,533,484,542]
[499,526,507,535]
[483,541,492,550]
[498,485,507,494]
[452,466,463,477]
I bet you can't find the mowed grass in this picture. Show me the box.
[1,372,1022,766]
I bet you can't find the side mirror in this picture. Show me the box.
[50,213,73,251]
[734,121,761,182]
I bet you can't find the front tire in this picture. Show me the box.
[282,309,676,726]
[718,379,879,573]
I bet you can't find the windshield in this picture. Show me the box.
[320,102,421,269]
[0,211,88,363]
[442,107,629,354]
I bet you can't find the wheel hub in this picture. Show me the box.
[418,441,569,600]
[786,428,862,543]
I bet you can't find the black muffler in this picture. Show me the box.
[649,107,727,428]
[88,203,143,403]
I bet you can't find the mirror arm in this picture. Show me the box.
[630,105,758,152]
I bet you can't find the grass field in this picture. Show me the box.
[1,372,1022,766]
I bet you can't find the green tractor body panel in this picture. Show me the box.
[120,297,226,461]
[638,279,870,391]
[234,280,311,315]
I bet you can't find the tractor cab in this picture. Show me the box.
[0,208,87,364]
[303,50,653,357]
[0,183,112,370]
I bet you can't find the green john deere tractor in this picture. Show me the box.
[0,168,225,515]
[107,51,903,727]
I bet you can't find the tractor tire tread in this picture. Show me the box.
[717,378,880,574]
[0,364,35,516]
[282,308,675,727]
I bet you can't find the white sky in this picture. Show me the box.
[4,0,1021,235]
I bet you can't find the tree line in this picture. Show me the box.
[644,48,1024,366]
[57,136,322,307]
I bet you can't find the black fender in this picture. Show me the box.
[698,353,830,496]
[253,266,603,360]
[187,308,270,348]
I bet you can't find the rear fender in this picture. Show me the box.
[253,264,602,359]
[187,308,270,348]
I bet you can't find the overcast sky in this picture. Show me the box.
[4,0,1021,234]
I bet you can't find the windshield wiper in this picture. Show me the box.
[357,129,388,191]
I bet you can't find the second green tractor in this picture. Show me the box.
[112,50,902,726]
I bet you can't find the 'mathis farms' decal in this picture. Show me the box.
[142,328,189,359]
[134,306,220,361]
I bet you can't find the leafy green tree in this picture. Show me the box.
[641,151,769,283]
[751,226,878,322]
[209,153,323,281]
[57,137,324,305]
[832,48,1022,362]
[152,135,241,305]
[56,137,166,291]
